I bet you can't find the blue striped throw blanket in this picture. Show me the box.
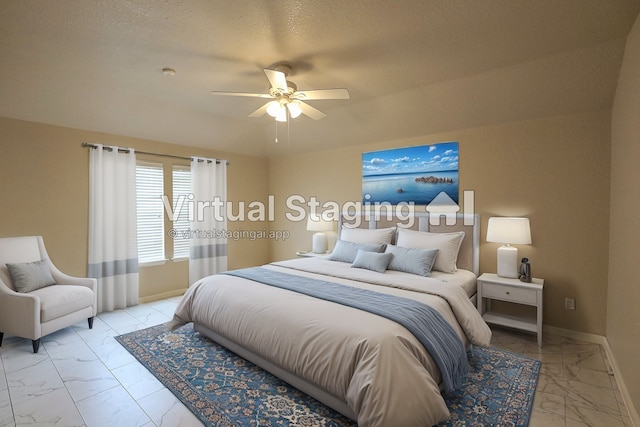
[224,267,469,391]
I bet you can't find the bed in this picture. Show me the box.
[172,213,492,426]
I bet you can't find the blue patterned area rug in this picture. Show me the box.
[116,323,540,427]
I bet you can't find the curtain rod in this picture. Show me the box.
[81,143,229,165]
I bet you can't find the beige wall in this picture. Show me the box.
[269,110,611,336]
[0,105,615,332]
[608,12,640,422]
[0,117,270,300]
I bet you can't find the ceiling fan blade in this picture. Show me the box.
[294,88,350,100]
[298,101,327,120]
[248,103,270,118]
[263,69,288,91]
[211,91,273,98]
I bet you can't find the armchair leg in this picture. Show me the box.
[0,332,3,346]
[88,317,94,329]
[32,339,40,353]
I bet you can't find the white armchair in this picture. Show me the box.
[0,236,97,353]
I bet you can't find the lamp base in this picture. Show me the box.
[497,245,518,278]
[312,232,327,254]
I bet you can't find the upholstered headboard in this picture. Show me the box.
[338,212,480,275]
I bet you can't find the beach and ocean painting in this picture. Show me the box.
[362,142,459,205]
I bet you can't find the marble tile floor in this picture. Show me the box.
[0,298,634,427]
[491,327,634,427]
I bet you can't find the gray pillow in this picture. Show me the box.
[351,250,393,273]
[6,259,56,293]
[328,240,385,263]
[384,245,439,277]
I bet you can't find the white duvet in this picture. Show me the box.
[172,258,492,427]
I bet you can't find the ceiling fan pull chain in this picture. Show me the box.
[275,120,278,143]
[287,110,291,148]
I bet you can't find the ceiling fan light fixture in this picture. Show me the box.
[287,101,302,118]
[211,66,349,123]
[266,101,281,118]
[275,107,288,122]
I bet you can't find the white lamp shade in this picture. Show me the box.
[266,101,281,117]
[486,217,532,244]
[287,101,302,118]
[306,216,333,232]
[275,107,287,122]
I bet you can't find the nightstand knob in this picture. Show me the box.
[505,291,510,295]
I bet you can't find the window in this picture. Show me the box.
[136,162,165,264]
[172,165,192,259]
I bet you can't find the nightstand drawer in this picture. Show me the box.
[481,283,537,305]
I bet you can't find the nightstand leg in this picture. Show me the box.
[537,301,543,347]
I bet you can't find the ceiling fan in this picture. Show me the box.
[211,64,350,121]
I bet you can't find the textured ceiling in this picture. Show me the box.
[0,0,638,157]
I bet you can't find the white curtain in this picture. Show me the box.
[88,144,139,312]
[189,157,227,285]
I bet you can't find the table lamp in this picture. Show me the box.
[307,216,334,253]
[486,217,532,278]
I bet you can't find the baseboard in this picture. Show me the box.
[138,289,187,304]
[544,325,639,426]
[602,339,640,427]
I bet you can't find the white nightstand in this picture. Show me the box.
[296,251,329,257]
[477,273,544,347]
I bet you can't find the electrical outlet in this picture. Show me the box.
[565,298,576,310]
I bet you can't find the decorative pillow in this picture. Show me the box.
[351,250,393,273]
[384,245,439,277]
[6,259,56,293]
[395,229,465,273]
[328,240,386,263]
[339,226,396,245]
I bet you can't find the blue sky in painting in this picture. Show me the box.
[362,142,459,177]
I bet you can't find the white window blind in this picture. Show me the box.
[136,162,165,264]
[172,166,192,259]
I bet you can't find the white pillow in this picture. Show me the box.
[395,229,465,273]
[340,226,396,245]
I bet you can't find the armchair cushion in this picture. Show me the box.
[32,285,94,323]
[6,259,56,293]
